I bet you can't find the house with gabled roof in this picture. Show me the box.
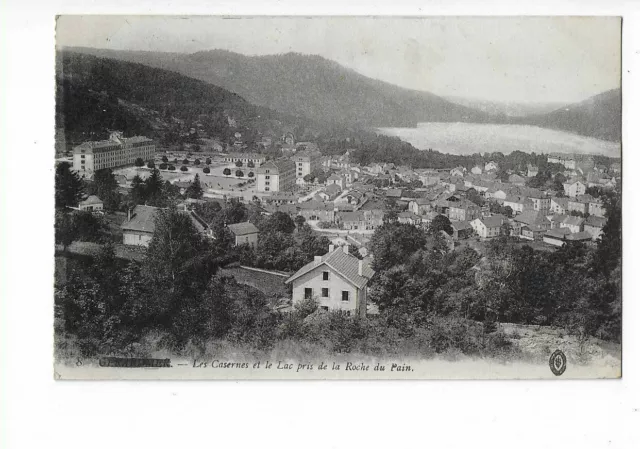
[550,197,569,215]
[584,215,607,240]
[285,244,375,318]
[227,222,259,248]
[408,198,431,216]
[563,179,586,198]
[508,174,526,185]
[543,227,572,246]
[121,205,212,247]
[560,216,585,233]
[78,195,103,212]
[503,195,534,215]
[451,220,474,240]
[470,215,507,239]
[298,200,335,222]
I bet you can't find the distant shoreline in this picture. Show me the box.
[377,122,621,158]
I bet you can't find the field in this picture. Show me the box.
[379,122,621,157]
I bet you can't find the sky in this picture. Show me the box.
[56,16,621,104]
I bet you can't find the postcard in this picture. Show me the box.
[53,16,622,379]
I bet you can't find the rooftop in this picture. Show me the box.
[121,205,158,233]
[285,247,375,289]
[227,222,260,236]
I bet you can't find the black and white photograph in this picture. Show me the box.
[51,15,622,379]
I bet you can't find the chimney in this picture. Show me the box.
[343,244,349,254]
[314,255,322,266]
[358,260,364,276]
[329,244,335,253]
[127,207,132,222]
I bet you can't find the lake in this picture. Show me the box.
[378,122,621,158]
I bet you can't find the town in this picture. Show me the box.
[54,125,622,362]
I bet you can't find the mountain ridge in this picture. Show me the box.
[60,46,622,143]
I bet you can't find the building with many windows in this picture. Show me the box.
[72,131,155,175]
[223,153,266,166]
[256,159,296,192]
[291,149,322,180]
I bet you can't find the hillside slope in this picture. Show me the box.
[56,51,320,149]
[515,88,621,142]
[60,47,496,128]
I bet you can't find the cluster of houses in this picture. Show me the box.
[116,149,618,253]
[110,146,620,318]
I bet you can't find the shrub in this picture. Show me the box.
[183,159,189,165]
[248,171,254,178]
[173,158,178,164]
[206,158,211,165]
[203,167,210,174]
[161,156,169,163]
[168,165,176,171]
[223,168,231,176]
[159,163,168,170]
[146,161,155,169]
[194,159,201,165]
[235,170,244,177]
[134,158,144,167]
[180,166,188,172]
[235,160,243,167]
[247,161,255,168]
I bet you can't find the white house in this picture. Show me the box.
[285,245,375,318]
[563,180,586,198]
[78,195,103,212]
[470,215,506,238]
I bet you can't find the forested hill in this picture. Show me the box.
[514,88,622,142]
[56,51,322,148]
[60,47,498,128]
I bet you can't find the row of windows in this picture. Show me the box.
[304,287,350,302]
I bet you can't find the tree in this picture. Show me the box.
[206,158,211,165]
[186,174,204,199]
[168,165,176,171]
[236,170,244,177]
[159,163,168,170]
[303,173,315,183]
[294,215,306,229]
[428,215,453,235]
[248,172,254,178]
[73,211,108,243]
[130,174,146,205]
[134,158,144,167]
[180,166,188,172]
[145,169,165,207]
[203,167,211,174]
[55,162,84,209]
[194,159,201,166]
[147,161,155,169]
[235,160,243,167]
[370,222,427,272]
[55,211,75,251]
[142,208,219,344]
[262,211,296,234]
[162,156,169,163]
[223,168,231,176]
[92,168,120,211]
